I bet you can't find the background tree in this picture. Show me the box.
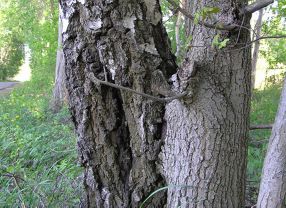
[257,77,286,207]
[252,9,263,90]
[51,4,67,113]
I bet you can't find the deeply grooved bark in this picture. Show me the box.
[60,0,176,207]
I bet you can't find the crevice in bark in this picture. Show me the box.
[60,0,175,207]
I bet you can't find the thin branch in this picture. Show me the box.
[166,0,274,31]
[87,72,187,103]
[250,124,273,130]
[221,34,286,53]
[167,0,236,30]
[241,0,274,15]
[189,34,286,51]
[247,35,286,45]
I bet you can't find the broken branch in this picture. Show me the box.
[250,124,273,130]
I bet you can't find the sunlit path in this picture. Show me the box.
[12,44,31,82]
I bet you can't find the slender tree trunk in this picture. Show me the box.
[257,78,286,208]
[162,0,251,207]
[51,5,66,113]
[60,0,252,207]
[252,9,263,90]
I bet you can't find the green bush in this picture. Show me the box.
[0,35,24,80]
[0,76,83,207]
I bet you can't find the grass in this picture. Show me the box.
[0,74,82,206]
[0,61,283,206]
[247,78,284,200]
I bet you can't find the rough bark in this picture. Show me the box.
[61,0,252,207]
[51,6,66,113]
[257,78,286,208]
[252,9,263,90]
[60,0,176,207]
[161,0,251,207]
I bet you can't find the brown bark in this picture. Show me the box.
[257,78,286,208]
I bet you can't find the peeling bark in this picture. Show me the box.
[257,78,286,208]
[61,0,252,207]
[60,0,176,207]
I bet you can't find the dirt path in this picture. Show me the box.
[0,82,20,97]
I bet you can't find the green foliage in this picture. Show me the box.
[260,1,286,68]
[194,6,220,24]
[0,36,24,80]
[0,80,82,206]
[0,0,81,206]
[0,3,24,80]
[212,34,230,49]
[248,81,284,186]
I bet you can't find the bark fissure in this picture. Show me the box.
[61,0,253,207]
[60,0,176,207]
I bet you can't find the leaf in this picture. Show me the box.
[139,185,193,208]
[218,38,230,49]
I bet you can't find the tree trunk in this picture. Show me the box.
[51,6,66,113]
[60,0,252,207]
[252,9,263,90]
[162,0,251,207]
[257,78,286,208]
[60,0,176,207]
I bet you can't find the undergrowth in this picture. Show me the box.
[0,70,82,207]
[247,79,284,199]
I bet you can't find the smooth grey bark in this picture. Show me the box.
[60,0,176,207]
[252,9,263,90]
[51,7,66,113]
[61,0,252,207]
[162,0,251,207]
[257,78,286,208]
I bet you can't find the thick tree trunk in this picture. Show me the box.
[61,0,252,207]
[51,7,66,113]
[161,0,251,207]
[257,78,286,208]
[60,0,176,207]
[252,9,263,90]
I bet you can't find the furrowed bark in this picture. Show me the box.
[161,0,252,207]
[60,0,176,207]
[257,78,286,208]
